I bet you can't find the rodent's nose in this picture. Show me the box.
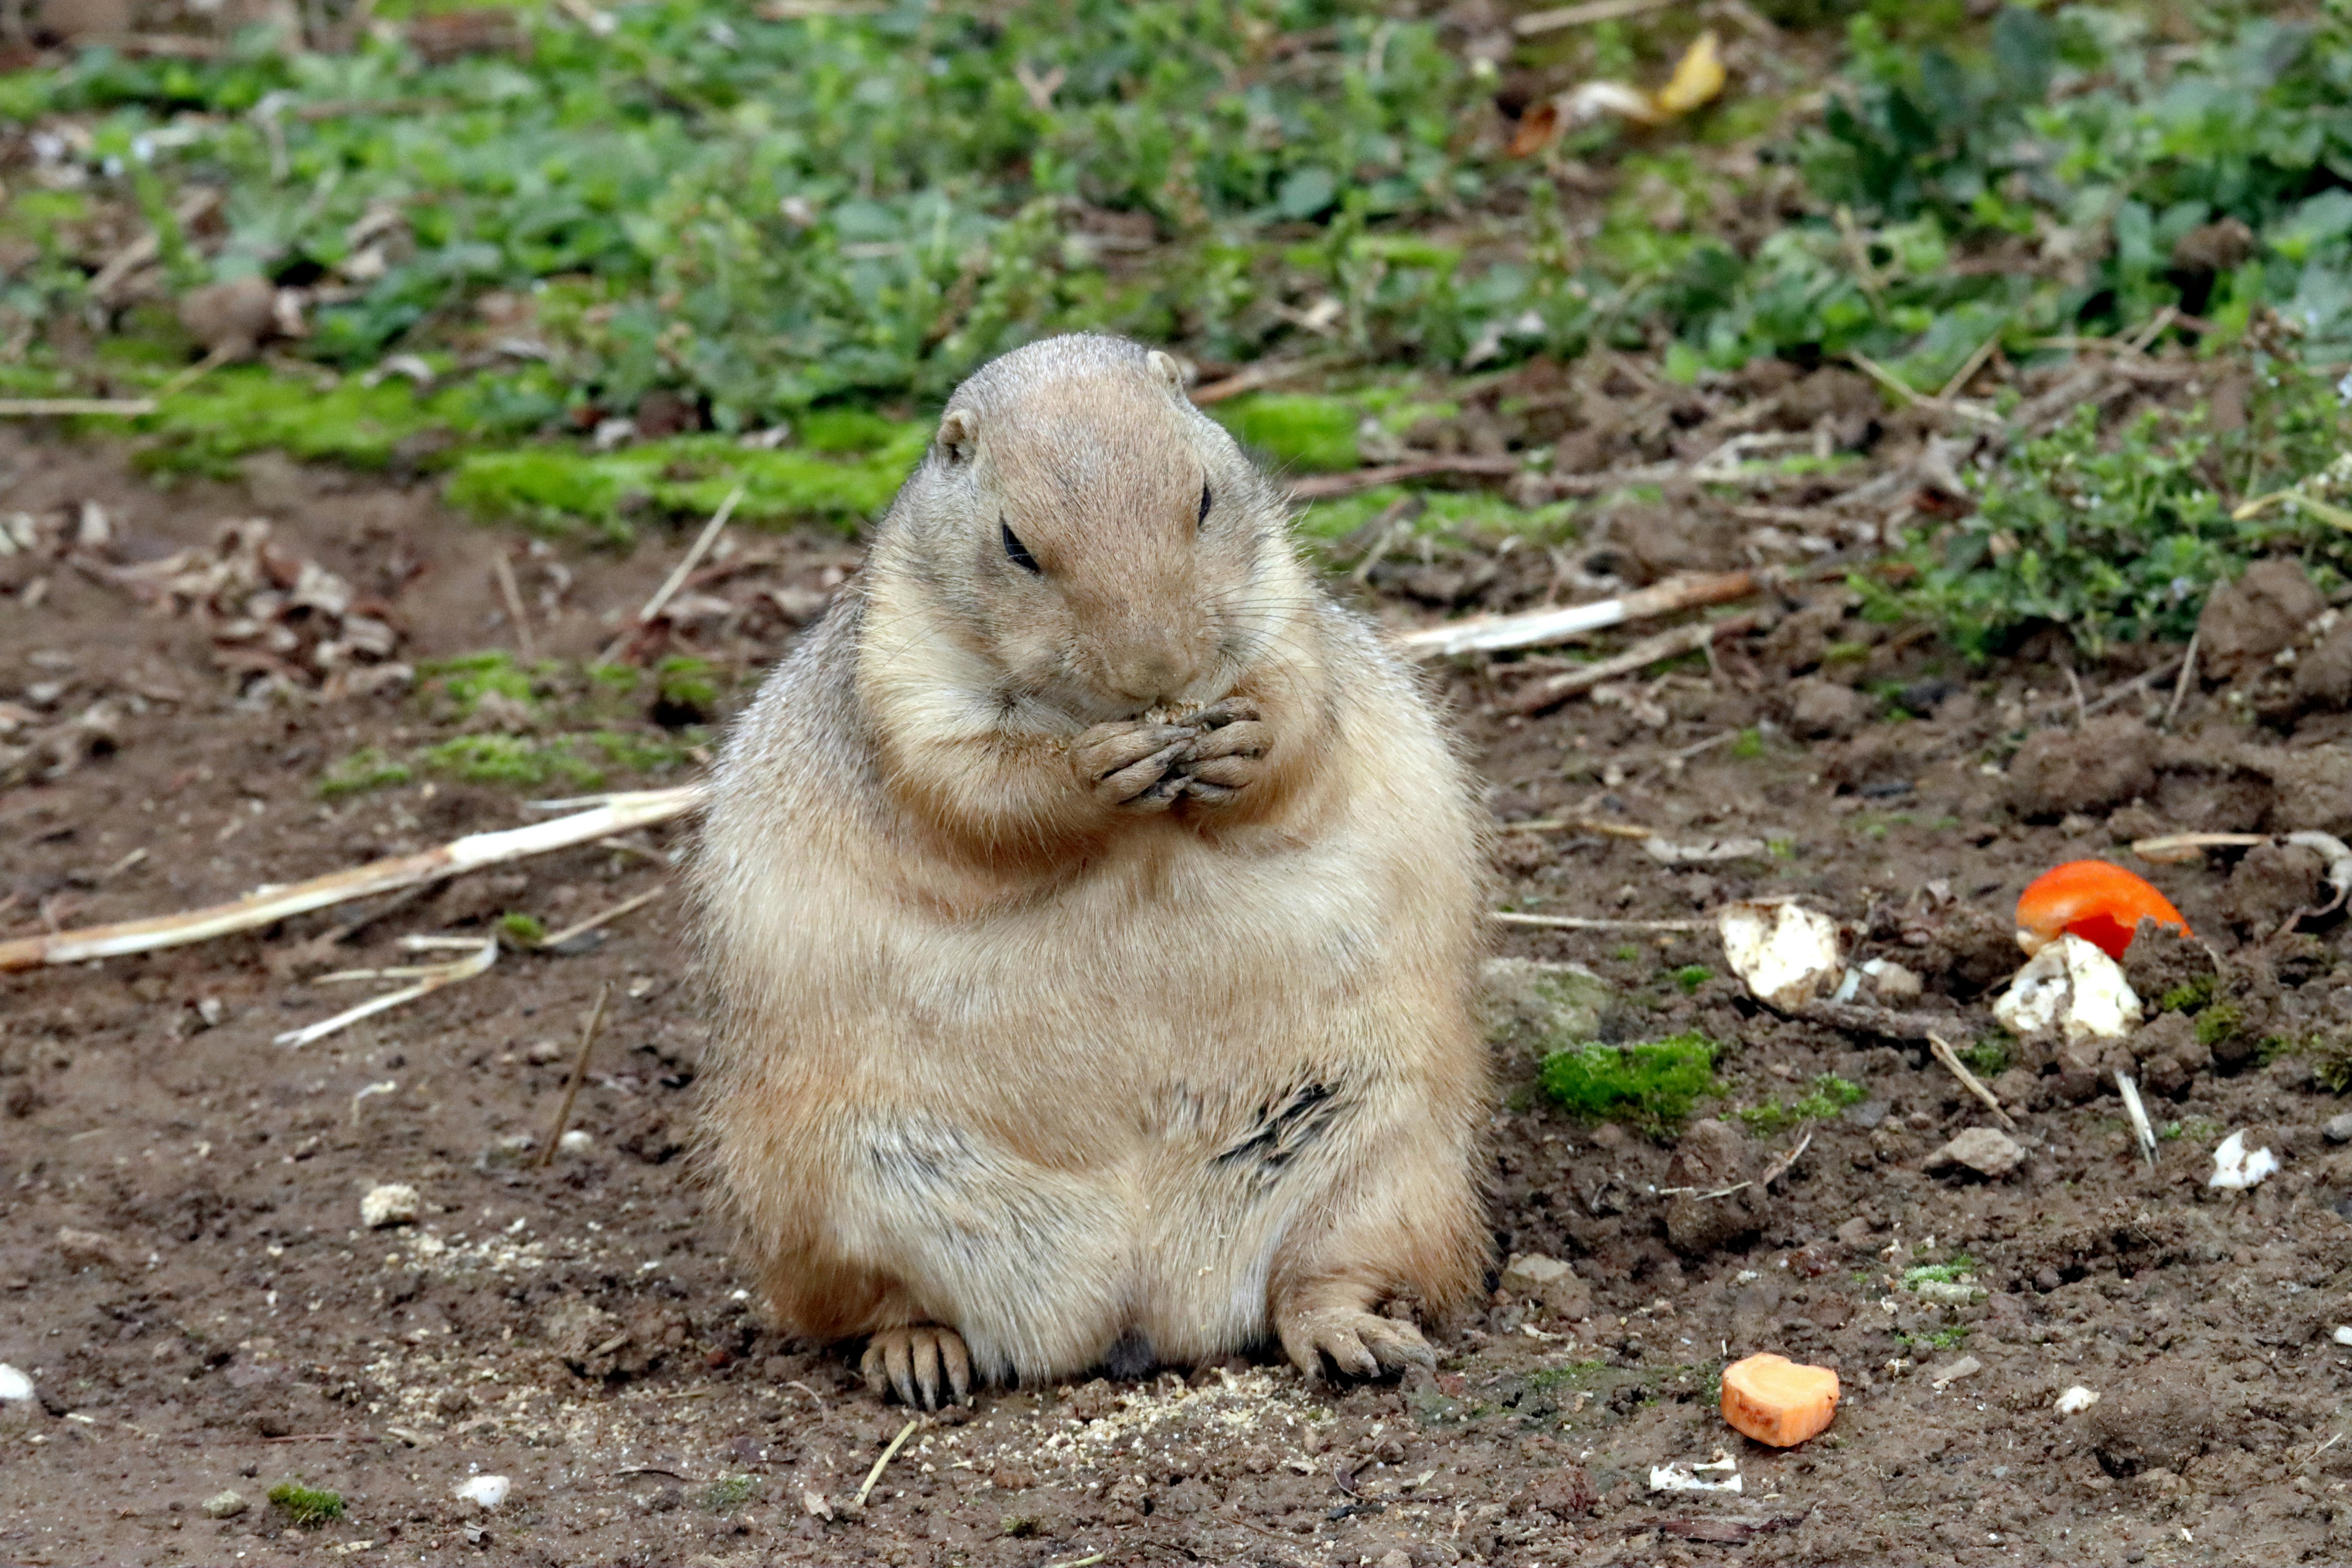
[1105,645,1187,704]
[1105,635,1204,710]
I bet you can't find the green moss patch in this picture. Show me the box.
[1537,1033,1718,1134]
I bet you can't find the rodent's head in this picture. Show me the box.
[870,334,1310,726]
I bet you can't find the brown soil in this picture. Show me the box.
[3,424,2350,1568]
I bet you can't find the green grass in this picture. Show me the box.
[1668,965,1714,995]
[653,656,721,720]
[497,912,547,948]
[1900,1254,1977,1290]
[419,651,539,717]
[2160,976,2218,1014]
[699,1475,757,1515]
[1210,392,1359,473]
[1738,1073,1865,1135]
[1538,1033,1718,1135]
[266,1483,344,1527]
[1898,1324,1971,1352]
[443,428,926,538]
[1957,1040,2008,1077]
[2195,1004,2245,1050]
[420,735,604,791]
[133,368,456,478]
[1524,1361,1607,1392]
[317,746,412,799]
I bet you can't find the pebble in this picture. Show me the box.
[202,1490,249,1519]
[2333,1326,2352,1347]
[557,1130,593,1156]
[1992,934,2140,1042]
[1499,1253,1594,1319]
[2326,1113,2352,1145]
[1924,1127,2025,1179]
[0,1364,33,1403]
[1928,1355,1982,1389]
[2055,1386,2100,1416]
[1718,901,1842,1011]
[2208,1130,2279,1191]
[360,1183,421,1229]
[454,1476,511,1509]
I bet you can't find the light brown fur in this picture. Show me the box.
[691,333,1489,1404]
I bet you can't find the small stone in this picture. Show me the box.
[1928,1355,1982,1388]
[2332,1326,2352,1347]
[1861,959,1923,1001]
[2325,1114,2352,1146]
[557,1129,593,1156]
[1500,1254,1595,1319]
[1923,1127,2025,1179]
[202,1490,249,1520]
[2055,1386,2099,1416]
[360,1183,421,1229]
[56,1226,123,1270]
[524,1041,566,1065]
[0,1364,33,1403]
[2208,1130,2278,1191]
[454,1475,509,1509]
[1993,935,2141,1044]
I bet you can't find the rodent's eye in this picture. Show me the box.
[1001,519,1041,575]
[1197,482,1213,530]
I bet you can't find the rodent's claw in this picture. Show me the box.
[1190,698,1262,730]
[1176,718,1271,803]
[1075,720,1195,810]
[861,1325,973,1409]
[1276,1307,1434,1385]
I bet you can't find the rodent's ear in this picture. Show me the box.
[1145,350,1187,392]
[936,409,979,464]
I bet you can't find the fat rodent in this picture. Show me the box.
[692,333,1489,1405]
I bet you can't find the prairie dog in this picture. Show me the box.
[692,333,1489,1404]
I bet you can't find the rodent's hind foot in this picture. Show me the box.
[1277,1307,1436,1385]
[861,1325,972,1409]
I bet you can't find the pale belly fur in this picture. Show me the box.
[790,818,1436,1380]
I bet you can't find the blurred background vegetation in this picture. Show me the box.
[1,0,2348,647]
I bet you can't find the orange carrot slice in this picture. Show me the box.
[1721,1353,1839,1447]
[2015,860,2190,959]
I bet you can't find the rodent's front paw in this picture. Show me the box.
[1074,720,1194,812]
[1173,703,1269,807]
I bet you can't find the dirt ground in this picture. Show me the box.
[3,407,2351,1568]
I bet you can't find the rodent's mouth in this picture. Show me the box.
[1017,678,1230,733]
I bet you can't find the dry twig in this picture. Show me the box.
[537,884,667,951]
[1492,912,1708,932]
[1287,455,1522,500]
[1514,0,1673,32]
[1507,613,1762,715]
[1926,1033,2016,1132]
[854,1419,922,1509]
[600,486,744,662]
[0,786,701,972]
[0,398,158,417]
[537,983,611,1167]
[276,935,497,1048]
[2115,1071,2159,1167]
[1400,571,1758,660]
